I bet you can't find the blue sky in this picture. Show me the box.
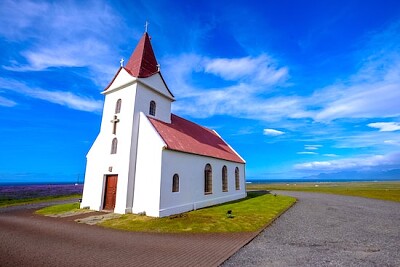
[1,0,400,184]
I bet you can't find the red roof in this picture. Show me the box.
[148,114,245,164]
[125,32,159,78]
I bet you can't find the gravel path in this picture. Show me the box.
[223,191,400,267]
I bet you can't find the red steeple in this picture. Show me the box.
[124,32,159,78]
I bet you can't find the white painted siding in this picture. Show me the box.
[135,75,172,123]
[132,113,166,216]
[81,79,138,213]
[159,150,246,217]
[138,74,174,100]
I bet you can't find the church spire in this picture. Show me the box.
[124,31,159,78]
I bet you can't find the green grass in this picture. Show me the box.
[0,194,82,208]
[100,192,296,233]
[35,202,81,215]
[247,181,400,202]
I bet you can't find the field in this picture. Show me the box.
[0,184,83,207]
[247,181,400,202]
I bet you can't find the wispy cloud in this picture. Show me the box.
[368,122,400,132]
[305,145,322,150]
[263,128,285,136]
[310,22,400,122]
[384,140,400,146]
[0,96,17,107]
[0,78,102,112]
[166,20,400,128]
[294,152,400,172]
[297,151,318,155]
[323,154,339,157]
[164,53,293,120]
[0,0,126,85]
[204,55,288,85]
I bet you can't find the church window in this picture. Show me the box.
[222,166,228,192]
[149,101,156,116]
[115,99,122,114]
[204,164,212,194]
[111,138,118,154]
[235,167,240,190]
[172,174,179,192]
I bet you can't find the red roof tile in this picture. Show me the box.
[148,114,245,164]
[125,32,159,78]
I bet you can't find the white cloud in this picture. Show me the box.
[167,21,400,126]
[323,154,339,157]
[30,89,103,112]
[384,140,400,146]
[297,151,317,155]
[309,22,400,122]
[0,78,102,112]
[204,55,288,85]
[305,145,322,150]
[263,129,285,136]
[0,96,17,107]
[164,53,294,120]
[294,152,400,172]
[368,122,400,132]
[312,79,400,121]
[0,0,126,85]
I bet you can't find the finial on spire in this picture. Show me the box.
[120,58,124,67]
[144,21,149,33]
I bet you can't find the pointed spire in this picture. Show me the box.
[124,32,159,78]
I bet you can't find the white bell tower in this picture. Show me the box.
[81,31,174,213]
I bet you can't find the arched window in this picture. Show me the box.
[172,174,179,192]
[235,167,240,190]
[222,166,228,192]
[204,164,212,194]
[149,100,156,116]
[111,138,118,154]
[115,99,122,114]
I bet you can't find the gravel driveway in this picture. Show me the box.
[223,191,400,266]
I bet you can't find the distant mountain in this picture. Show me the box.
[302,169,400,182]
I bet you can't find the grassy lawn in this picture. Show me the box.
[247,181,400,202]
[0,194,82,208]
[35,202,81,215]
[100,192,296,233]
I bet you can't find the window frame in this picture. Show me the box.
[149,100,156,116]
[115,99,122,114]
[222,165,228,192]
[235,167,240,190]
[204,164,213,194]
[111,138,118,154]
[172,174,180,193]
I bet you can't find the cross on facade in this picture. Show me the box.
[120,58,124,67]
[145,21,149,33]
[110,115,120,134]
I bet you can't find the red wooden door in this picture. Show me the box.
[103,175,118,210]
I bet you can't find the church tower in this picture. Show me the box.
[81,32,175,213]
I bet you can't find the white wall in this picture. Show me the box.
[159,150,246,217]
[135,75,173,123]
[132,113,166,216]
[81,78,138,213]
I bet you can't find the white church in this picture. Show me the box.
[80,30,246,217]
